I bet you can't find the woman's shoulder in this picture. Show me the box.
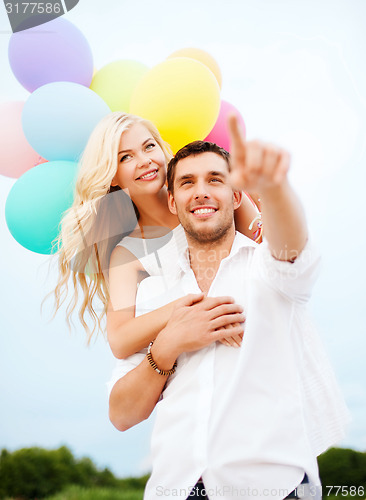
[109,243,144,271]
[114,228,146,257]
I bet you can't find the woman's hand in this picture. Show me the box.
[219,322,244,348]
[151,294,245,368]
[174,294,245,348]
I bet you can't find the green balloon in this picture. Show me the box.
[5,160,78,254]
[90,60,148,112]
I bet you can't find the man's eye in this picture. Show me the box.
[210,178,222,183]
[181,180,192,186]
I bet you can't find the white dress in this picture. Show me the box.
[115,224,188,279]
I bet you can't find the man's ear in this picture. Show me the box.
[168,191,177,215]
[233,190,243,210]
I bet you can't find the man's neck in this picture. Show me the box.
[187,227,236,294]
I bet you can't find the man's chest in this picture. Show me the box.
[182,259,249,310]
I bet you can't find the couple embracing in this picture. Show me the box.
[54,112,349,500]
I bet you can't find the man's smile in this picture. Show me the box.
[190,205,218,218]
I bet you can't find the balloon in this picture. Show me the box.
[0,101,46,178]
[22,82,111,162]
[90,60,148,112]
[130,58,220,153]
[8,17,93,93]
[5,160,78,254]
[168,48,222,89]
[205,100,246,152]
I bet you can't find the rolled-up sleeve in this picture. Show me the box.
[106,352,146,399]
[254,236,321,304]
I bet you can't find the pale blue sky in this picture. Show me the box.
[0,0,365,478]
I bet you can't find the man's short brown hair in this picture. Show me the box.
[167,141,230,193]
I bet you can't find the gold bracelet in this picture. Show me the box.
[146,342,177,376]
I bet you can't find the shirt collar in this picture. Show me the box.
[177,231,258,274]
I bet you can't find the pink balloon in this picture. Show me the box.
[205,100,246,152]
[0,101,46,178]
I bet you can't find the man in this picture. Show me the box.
[108,116,349,500]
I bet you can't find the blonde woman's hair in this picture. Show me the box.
[52,112,172,343]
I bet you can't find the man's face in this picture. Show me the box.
[168,152,242,244]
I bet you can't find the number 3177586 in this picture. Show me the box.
[5,3,63,14]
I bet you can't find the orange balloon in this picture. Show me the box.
[168,48,222,89]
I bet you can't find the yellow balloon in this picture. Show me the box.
[90,60,148,112]
[168,48,222,89]
[130,58,220,153]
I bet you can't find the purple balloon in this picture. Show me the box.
[8,17,93,93]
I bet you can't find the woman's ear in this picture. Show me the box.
[168,191,177,215]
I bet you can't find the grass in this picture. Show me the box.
[42,490,366,500]
[44,485,144,500]
[4,487,366,500]
[326,497,365,500]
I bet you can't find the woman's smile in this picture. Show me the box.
[136,168,159,181]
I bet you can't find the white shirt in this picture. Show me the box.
[108,233,350,500]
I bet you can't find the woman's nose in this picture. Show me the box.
[137,154,152,168]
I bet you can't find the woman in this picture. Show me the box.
[53,112,261,357]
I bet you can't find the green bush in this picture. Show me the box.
[0,446,76,499]
[44,485,144,500]
[0,446,125,500]
[318,447,366,491]
[2,445,366,499]
[116,475,149,491]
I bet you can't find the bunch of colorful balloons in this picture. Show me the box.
[3,17,246,255]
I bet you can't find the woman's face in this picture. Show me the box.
[112,123,167,198]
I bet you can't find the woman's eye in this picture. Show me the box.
[120,154,131,162]
[146,143,156,150]
[181,180,192,186]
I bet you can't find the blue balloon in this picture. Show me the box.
[22,82,110,161]
[5,161,78,254]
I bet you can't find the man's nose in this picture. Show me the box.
[194,192,209,200]
[194,180,210,200]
